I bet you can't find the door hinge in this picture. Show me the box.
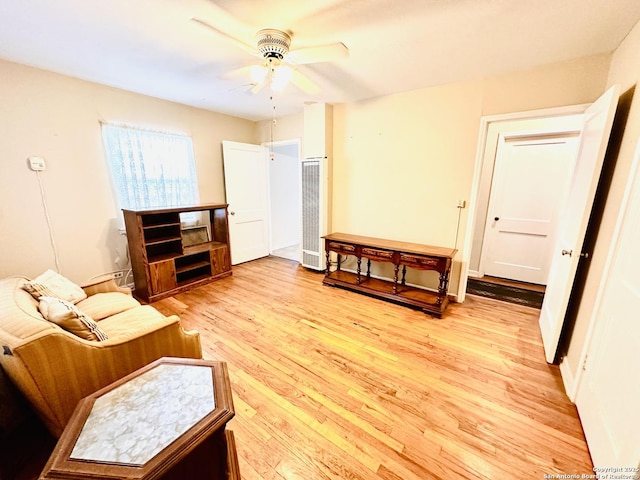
[582,354,589,371]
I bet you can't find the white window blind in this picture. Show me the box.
[102,123,200,211]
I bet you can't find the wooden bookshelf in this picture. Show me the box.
[123,204,232,302]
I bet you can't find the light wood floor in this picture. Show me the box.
[152,256,593,480]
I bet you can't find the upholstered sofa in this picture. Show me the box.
[0,275,202,437]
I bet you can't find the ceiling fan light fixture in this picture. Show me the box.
[271,65,292,92]
[250,65,268,84]
[256,29,291,59]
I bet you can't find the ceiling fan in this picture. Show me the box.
[191,18,349,95]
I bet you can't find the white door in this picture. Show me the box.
[222,140,270,265]
[539,85,619,363]
[575,140,640,468]
[482,134,579,284]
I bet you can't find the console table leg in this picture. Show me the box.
[325,250,331,276]
[367,259,371,279]
[337,254,342,271]
[401,266,407,286]
[393,264,400,294]
[356,257,362,284]
[438,270,451,306]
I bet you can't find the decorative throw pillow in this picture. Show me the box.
[23,270,87,304]
[75,293,141,321]
[38,296,108,341]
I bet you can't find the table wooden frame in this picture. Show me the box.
[322,233,457,318]
[39,357,241,480]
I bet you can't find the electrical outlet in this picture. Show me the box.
[113,271,124,279]
[457,200,466,208]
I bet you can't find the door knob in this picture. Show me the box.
[229,211,235,215]
[561,249,572,256]
[494,217,500,221]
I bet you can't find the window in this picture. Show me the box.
[102,123,200,211]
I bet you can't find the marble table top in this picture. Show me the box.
[70,363,216,466]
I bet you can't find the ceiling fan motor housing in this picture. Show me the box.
[256,29,291,59]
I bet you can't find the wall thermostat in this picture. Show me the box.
[28,156,46,171]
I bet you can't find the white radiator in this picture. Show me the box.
[301,157,330,270]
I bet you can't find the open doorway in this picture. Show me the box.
[267,139,301,262]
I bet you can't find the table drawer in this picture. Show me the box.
[400,253,442,269]
[327,241,357,254]
[361,247,394,260]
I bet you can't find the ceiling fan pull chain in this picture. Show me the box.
[270,94,277,160]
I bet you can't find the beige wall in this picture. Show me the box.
[564,20,640,377]
[332,54,611,294]
[0,50,616,299]
[481,54,612,116]
[256,111,304,144]
[0,59,255,284]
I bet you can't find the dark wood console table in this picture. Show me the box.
[322,233,457,317]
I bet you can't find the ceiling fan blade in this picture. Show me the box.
[250,79,267,95]
[190,17,259,57]
[290,70,320,95]
[219,65,254,81]
[221,64,268,94]
[286,42,349,65]
[227,83,257,94]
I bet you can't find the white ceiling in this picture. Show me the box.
[1,0,639,121]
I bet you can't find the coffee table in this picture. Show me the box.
[39,357,240,479]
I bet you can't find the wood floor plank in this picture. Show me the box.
[153,256,593,479]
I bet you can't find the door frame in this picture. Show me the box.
[458,104,589,302]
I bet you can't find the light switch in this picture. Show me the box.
[28,156,46,171]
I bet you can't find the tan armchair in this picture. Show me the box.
[0,276,202,437]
